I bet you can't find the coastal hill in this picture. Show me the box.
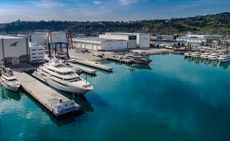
[0,12,229,35]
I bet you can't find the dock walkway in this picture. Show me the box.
[70,58,113,72]
[68,62,97,75]
[13,71,80,116]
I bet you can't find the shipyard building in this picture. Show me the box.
[73,32,150,51]
[151,35,175,41]
[176,34,223,45]
[99,32,150,48]
[0,35,29,66]
[29,42,45,63]
[73,38,127,51]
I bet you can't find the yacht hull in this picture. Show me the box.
[1,82,20,92]
[219,58,230,63]
[32,72,91,94]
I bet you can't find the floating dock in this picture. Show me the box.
[13,71,80,117]
[70,58,113,72]
[68,62,97,75]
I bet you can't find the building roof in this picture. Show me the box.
[29,42,44,48]
[73,37,126,43]
[105,32,149,36]
[0,35,23,39]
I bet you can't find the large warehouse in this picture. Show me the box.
[72,37,127,51]
[0,35,29,66]
[99,33,137,49]
[99,32,150,48]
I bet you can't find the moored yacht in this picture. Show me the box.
[208,53,219,61]
[32,59,93,94]
[200,53,210,59]
[1,68,20,91]
[218,54,230,63]
[184,52,193,57]
[125,54,152,65]
[191,52,201,58]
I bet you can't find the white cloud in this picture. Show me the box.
[28,0,64,9]
[118,0,139,6]
[93,0,102,5]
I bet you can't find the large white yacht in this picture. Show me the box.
[32,59,93,94]
[1,68,20,91]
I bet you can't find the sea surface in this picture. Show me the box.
[1,54,230,141]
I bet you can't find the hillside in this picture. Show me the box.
[0,12,229,35]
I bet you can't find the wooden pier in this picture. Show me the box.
[13,71,80,117]
[70,58,113,72]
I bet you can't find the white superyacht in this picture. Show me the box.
[32,59,93,94]
[1,68,20,91]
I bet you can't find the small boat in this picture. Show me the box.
[48,98,80,116]
[184,52,193,57]
[191,52,201,58]
[218,54,230,63]
[200,53,210,59]
[125,54,152,65]
[208,53,219,61]
[1,68,20,91]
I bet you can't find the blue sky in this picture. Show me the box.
[0,0,229,22]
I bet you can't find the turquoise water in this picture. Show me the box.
[1,54,230,141]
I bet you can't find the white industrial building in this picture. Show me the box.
[0,35,29,66]
[176,36,206,44]
[187,34,223,40]
[29,31,68,46]
[151,35,175,41]
[176,34,223,45]
[135,33,150,48]
[72,37,127,51]
[99,32,150,48]
[29,42,45,63]
[99,33,136,49]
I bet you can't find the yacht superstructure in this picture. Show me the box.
[32,59,93,94]
[1,68,20,91]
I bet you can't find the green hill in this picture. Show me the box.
[0,12,229,35]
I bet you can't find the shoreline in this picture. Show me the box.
[69,48,174,62]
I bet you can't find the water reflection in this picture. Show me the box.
[184,56,229,69]
[129,64,152,70]
[61,91,94,112]
[1,87,22,101]
[219,62,230,69]
[20,89,85,126]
